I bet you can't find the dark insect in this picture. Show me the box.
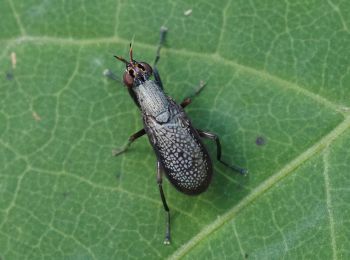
[110,27,247,244]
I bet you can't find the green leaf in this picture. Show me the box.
[0,0,349,259]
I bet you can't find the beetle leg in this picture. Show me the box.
[153,67,164,90]
[197,130,248,175]
[153,26,168,90]
[180,97,192,108]
[154,26,168,68]
[180,80,207,108]
[103,69,123,84]
[112,128,146,156]
[157,161,171,245]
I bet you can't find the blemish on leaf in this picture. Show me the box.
[11,52,16,69]
[115,172,122,181]
[32,111,42,121]
[339,106,350,113]
[62,192,71,199]
[184,9,192,16]
[6,72,13,80]
[255,136,266,146]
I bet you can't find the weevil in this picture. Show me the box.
[111,27,247,244]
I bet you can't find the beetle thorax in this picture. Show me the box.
[134,80,170,123]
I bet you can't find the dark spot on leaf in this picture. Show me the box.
[245,253,249,258]
[62,192,71,199]
[6,72,13,80]
[255,136,266,146]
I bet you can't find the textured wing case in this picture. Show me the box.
[143,99,213,195]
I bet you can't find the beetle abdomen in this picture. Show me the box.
[144,99,213,195]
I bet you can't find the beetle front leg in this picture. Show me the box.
[153,26,168,89]
[154,26,168,68]
[153,67,164,90]
[103,69,123,84]
[157,161,171,245]
[112,128,146,156]
[197,130,248,175]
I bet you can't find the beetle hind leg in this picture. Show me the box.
[197,130,248,175]
[157,161,171,244]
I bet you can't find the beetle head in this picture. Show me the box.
[114,44,153,88]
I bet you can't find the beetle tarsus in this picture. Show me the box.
[193,80,206,97]
[154,26,168,67]
[164,211,171,245]
[103,68,122,83]
[197,130,248,175]
[157,161,171,245]
[180,81,207,108]
[219,160,248,175]
[112,142,130,156]
[113,129,146,156]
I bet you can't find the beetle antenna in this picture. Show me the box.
[129,43,134,63]
[114,55,128,65]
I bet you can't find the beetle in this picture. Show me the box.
[111,27,247,244]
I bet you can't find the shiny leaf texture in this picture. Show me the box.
[0,0,349,259]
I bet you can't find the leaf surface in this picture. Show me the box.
[0,0,349,259]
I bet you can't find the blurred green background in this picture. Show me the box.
[1,0,350,259]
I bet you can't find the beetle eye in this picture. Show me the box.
[128,69,135,77]
[137,63,145,71]
[123,71,134,87]
[139,62,153,75]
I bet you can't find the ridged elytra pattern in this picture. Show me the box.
[134,80,212,195]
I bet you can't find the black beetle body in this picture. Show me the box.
[135,80,213,195]
[112,28,246,244]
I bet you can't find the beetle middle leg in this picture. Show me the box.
[180,80,207,108]
[112,128,146,156]
[197,130,248,175]
[157,161,171,244]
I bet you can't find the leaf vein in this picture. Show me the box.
[30,167,199,222]
[6,0,26,36]
[214,0,232,54]
[5,35,346,114]
[322,148,338,260]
